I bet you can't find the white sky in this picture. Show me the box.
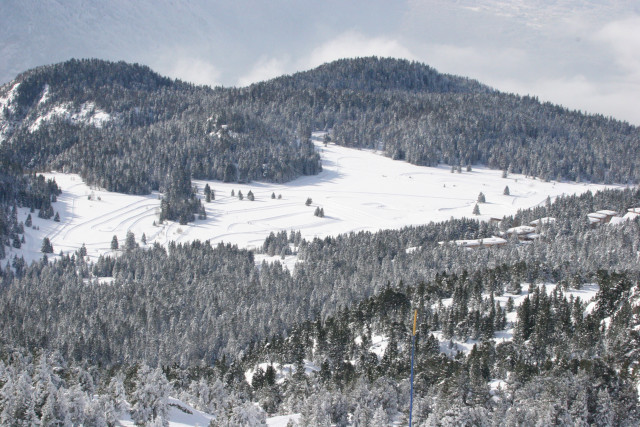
[1,0,639,124]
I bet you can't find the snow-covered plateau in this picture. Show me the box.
[7,136,622,267]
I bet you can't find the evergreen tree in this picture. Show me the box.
[125,231,137,251]
[110,235,119,250]
[503,186,510,196]
[131,366,170,426]
[477,192,486,203]
[473,204,480,215]
[41,237,53,253]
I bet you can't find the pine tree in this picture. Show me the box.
[247,190,255,201]
[238,190,243,200]
[264,365,276,387]
[204,184,212,202]
[305,197,312,206]
[131,366,170,426]
[503,186,510,195]
[477,192,486,203]
[25,214,32,227]
[41,237,53,253]
[125,231,137,251]
[110,235,119,250]
[473,204,480,215]
[54,212,60,222]
[271,192,276,199]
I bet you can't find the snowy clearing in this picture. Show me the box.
[4,137,621,266]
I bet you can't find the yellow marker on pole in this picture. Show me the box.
[412,309,417,336]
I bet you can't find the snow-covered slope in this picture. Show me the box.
[6,136,620,266]
[0,80,112,144]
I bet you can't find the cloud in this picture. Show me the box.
[237,57,288,86]
[302,31,416,69]
[498,75,640,125]
[155,56,221,87]
[236,31,416,87]
[418,44,528,80]
[593,16,640,79]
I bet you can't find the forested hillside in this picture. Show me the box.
[1,57,639,237]
[0,185,639,424]
[1,57,640,424]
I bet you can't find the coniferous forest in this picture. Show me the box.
[0,58,639,425]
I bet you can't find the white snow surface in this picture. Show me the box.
[28,101,111,132]
[4,137,621,266]
[119,397,213,427]
[0,82,20,143]
[116,396,299,426]
[267,413,301,427]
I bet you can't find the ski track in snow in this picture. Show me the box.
[7,137,623,266]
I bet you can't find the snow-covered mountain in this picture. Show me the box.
[2,0,639,124]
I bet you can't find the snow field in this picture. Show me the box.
[5,138,621,267]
